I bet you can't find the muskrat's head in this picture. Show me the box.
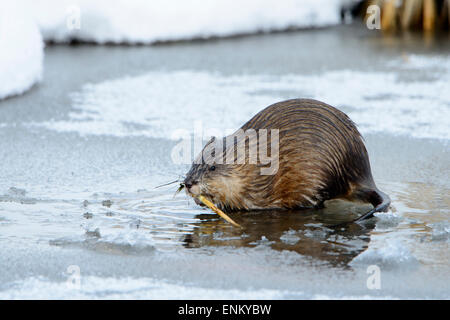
[184,162,246,210]
[183,137,245,211]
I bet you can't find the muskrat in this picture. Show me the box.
[183,99,390,222]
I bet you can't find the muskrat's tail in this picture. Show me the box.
[352,187,391,222]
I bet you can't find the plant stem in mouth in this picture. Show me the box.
[197,195,242,228]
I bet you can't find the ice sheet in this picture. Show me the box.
[34,58,450,140]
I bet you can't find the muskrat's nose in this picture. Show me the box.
[184,179,197,189]
[184,178,201,195]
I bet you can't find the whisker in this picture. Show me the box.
[155,179,181,189]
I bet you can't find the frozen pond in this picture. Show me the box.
[0,25,449,299]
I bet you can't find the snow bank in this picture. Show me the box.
[0,2,43,100]
[1,0,341,99]
[21,0,341,44]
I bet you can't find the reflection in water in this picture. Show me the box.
[369,26,450,50]
[39,181,448,269]
[182,200,376,267]
[43,190,377,267]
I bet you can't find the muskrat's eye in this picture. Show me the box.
[209,165,216,171]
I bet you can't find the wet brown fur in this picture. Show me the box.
[185,99,386,214]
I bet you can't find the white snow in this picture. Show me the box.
[0,276,290,300]
[0,2,43,100]
[20,0,341,44]
[0,0,340,99]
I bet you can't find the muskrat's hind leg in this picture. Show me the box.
[351,187,391,222]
